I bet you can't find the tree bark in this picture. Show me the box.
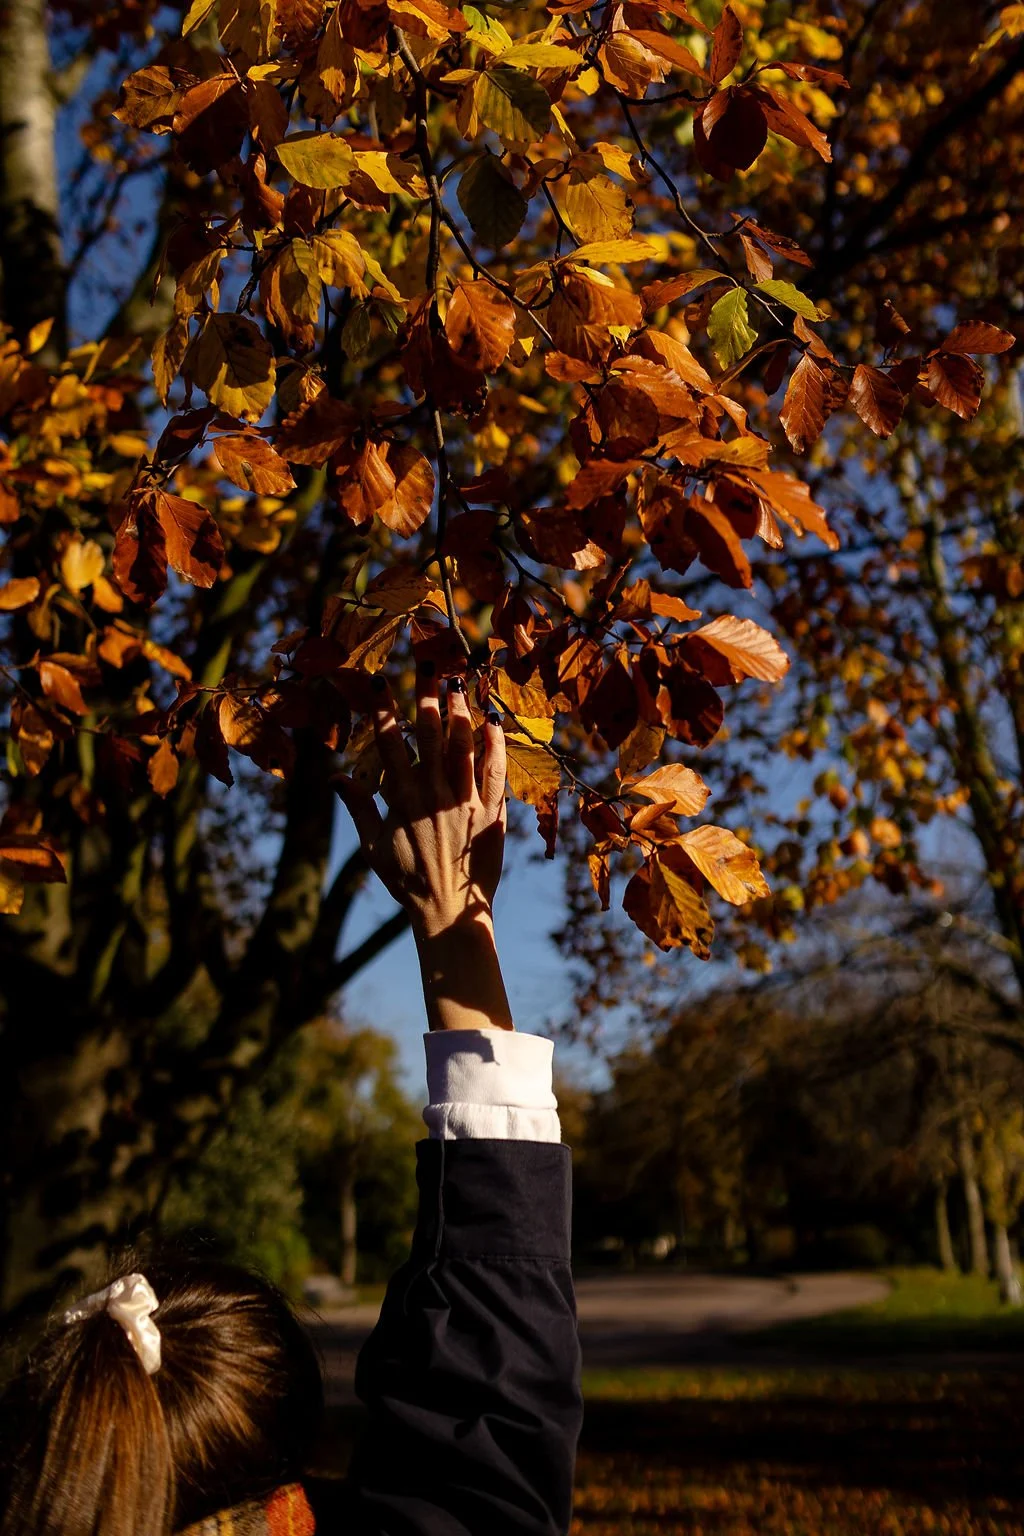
[339,1156,358,1290]
[956,1116,990,1278]
[0,0,66,355]
[993,1222,1023,1306]
[934,1176,957,1273]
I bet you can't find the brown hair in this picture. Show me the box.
[0,1255,324,1536]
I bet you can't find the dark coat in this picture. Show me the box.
[336,1137,583,1535]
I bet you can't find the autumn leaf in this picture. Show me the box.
[39,660,88,715]
[755,280,824,321]
[0,577,40,611]
[677,823,769,905]
[685,615,789,684]
[148,736,180,797]
[505,735,560,807]
[113,488,224,605]
[780,352,829,452]
[213,433,297,494]
[187,313,276,421]
[623,845,714,957]
[0,834,66,885]
[849,364,905,438]
[709,2,743,82]
[377,441,436,537]
[276,131,355,188]
[218,693,295,777]
[445,282,516,372]
[457,152,527,249]
[623,763,711,817]
[926,351,984,421]
[941,321,1015,355]
[476,67,551,145]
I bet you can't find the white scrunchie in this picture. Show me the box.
[63,1273,162,1375]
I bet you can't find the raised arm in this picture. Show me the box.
[333,670,582,1536]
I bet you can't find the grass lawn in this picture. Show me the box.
[752,1266,1024,1354]
[573,1364,1024,1535]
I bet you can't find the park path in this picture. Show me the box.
[309,1271,890,1405]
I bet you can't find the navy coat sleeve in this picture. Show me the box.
[343,1137,582,1535]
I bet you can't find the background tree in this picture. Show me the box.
[0,0,1012,1325]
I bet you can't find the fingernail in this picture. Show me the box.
[418,659,436,678]
[370,674,387,694]
[449,677,466,694]
[487,711,501,726]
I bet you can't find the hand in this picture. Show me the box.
[335,667,513,1030]
[335,668,506,939]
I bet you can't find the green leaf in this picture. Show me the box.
[477,68,552,146]
[276,132,355,189]
[707,288,756,370]
[457,152,528,249]
[755,279,824,321]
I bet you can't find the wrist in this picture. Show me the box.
[413,912,514,1032]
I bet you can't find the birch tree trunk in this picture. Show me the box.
[934,1177,957,1273]
[957,1117,990,1277]
[993,1223,1023,1306]
[0,0,65,356]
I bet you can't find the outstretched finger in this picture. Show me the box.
[414,661,446,793]
[445,678,476,803]
[480,712,507,821]
[370,677,416,806]
[333,773,385,855]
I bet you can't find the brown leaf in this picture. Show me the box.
[504,735,561,807]
[218,693,295,778]
[925,351,984,421]
[213,433,297,494]
[655,660,724,747]
[276,391,359,465]
[445,282,516,372]
[377,441,435,537]
[156,490,225,589]
[623,845,714,957]
[753,85,832,161]
[173,75,249,174]
[677,823,769,904]
[581,654,638,750]
[0,834,66,884]
[548,269,643,364]
[148,736,180,797]
[685,614,789,684]
[701,88,767,172]
[941,321,1015,356]
[780,352,829,453]
[709,2,743,82]
[115,64,190,130]
[11,700,55,776]
[849,363,905,438]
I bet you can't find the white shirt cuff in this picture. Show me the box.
[422,1030,561,1143]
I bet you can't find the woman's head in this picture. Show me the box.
[0,1254,324,1536]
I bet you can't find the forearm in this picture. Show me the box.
[414,914,515,1033]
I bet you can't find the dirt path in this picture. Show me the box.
[310,1271,891,1405]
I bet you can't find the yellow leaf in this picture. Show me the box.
[187,313,276,421]
[220,0,278,60]
[182,0,216,34]
[476,67,551,145]
[61,538,105,595]
[505,715,555,745]
[678,824,769,905]
[569,238,658,266]
[559,167,632,244]
[312,230,366,289]
[0,868,25,915]
[497,42,579,68]
[505,737,560,806]
[25,317,55,356]
[351,150,428,198]
[276,131,355,188]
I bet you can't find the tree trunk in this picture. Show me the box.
[956,1117,990,1277]
[339,1158,357,1290]
[993,1223,1023,1306]
[934,1177,957,1273]
[0,0,66,354]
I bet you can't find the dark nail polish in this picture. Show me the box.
[488,711,500,726]
[418,659,436,678]
[370,674,387,693]
[449,676,466,693]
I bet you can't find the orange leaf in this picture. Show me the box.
[709,2,743,82]
[445,281,516,372]
[941,321,1015,356]
[780,352,829,453]
[148,737,180,797]
[213,433,297,494]
[677,823,769,905]
[377,442,435,537]
[685,614,789,684]
[623,846,714,956]
[742,468,838,549]
[0,834,66,884]
[623,763,710,817]
[0,577,40,611]
[925,352,984,421]
[39,660,89,715]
